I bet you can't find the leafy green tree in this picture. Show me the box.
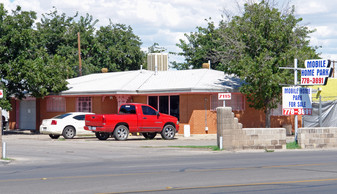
[95,22,145,71]
[175,1,319,127]
[0,4,68,109]
[174,18,222,70]
[148,42,166,53]
[214,1,319,127]
[36,9,98,77]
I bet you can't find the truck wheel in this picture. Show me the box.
[161,125,176,140]
[95,132,110,140]
[143,132,157,139]
[49,134,60,139]
[62,126,76,139]
[113,125,129,141]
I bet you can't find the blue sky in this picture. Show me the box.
[2,0,337,67]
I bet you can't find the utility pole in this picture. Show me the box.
[77,32,82,76]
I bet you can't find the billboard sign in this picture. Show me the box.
[282,87,312,115]
[301,59,332,85]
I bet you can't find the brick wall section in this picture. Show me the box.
[217,107,286,150]
[298,127,337,149]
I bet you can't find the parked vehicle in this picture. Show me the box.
[85,103,179,141]
[40,112,94,139]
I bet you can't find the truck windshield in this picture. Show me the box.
[119,105,136,114]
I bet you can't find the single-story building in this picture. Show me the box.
[8,68,298,134]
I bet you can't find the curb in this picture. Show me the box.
[0,159,12,164]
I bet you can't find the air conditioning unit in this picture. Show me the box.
[147,53,168,72]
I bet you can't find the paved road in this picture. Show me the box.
[1,133,337,194]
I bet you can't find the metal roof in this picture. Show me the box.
[60,69,242,96]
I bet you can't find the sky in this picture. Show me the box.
[2,0,337,67]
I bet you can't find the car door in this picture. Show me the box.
[139,105,163,132]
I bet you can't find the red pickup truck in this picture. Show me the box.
[84,103,179,141]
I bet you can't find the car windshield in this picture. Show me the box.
[53,113,72,119]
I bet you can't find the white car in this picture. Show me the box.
[40,112,94,139]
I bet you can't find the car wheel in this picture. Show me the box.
[113,125,129,141]
[161,125,176,140]
[95,132,110,140]
[143,132,157,139]
[49,134,60,139]
[62,126,76,139]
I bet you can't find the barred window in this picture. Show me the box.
[47,97,66,112]
[211,93,245,111]
[77,97,92,112]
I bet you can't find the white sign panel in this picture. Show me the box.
[218,93,231,100]
[282,87,312,115]
[304,59,330,68]
[301,59,332,85]
[0,89,3,98]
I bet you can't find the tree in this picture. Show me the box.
[95,22,145,72]
[148,42,166,53]
[0,4,69,109]
[174,18,222,70]
[213,1,319,127]
[174,1,319,127]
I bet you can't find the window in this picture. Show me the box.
[119,105,136,114]
[47,97,66,112]
[211,93,245,111]
[148,96,158,109]
[77,97,92,112]
[142,106,157,115]
[73,115,85,121]
[54,113,71,119]
[148,95,180,120]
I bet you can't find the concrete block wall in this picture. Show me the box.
[217,107,286,150]
[298,127,337,149]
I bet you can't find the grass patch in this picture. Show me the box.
[169,145,221,151]
[58,138,66,141]
[287,141,301,149]
[1,158,12,161]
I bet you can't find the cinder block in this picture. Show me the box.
[271,140,278,145]
[327,134,334,138]
[250,135,259,140]
[279,140,286,145]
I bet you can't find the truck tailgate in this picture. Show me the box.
[85,114,105,127]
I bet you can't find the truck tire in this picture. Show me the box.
[95,132,110,140]
[113,125,129,141]
[49,134,60,139]
[62,126,76,139]
[143,132,157,139]
[161,124,176,140]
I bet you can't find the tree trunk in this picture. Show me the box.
[265,107,271,128]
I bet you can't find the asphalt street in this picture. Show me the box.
[1,133,337,194]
